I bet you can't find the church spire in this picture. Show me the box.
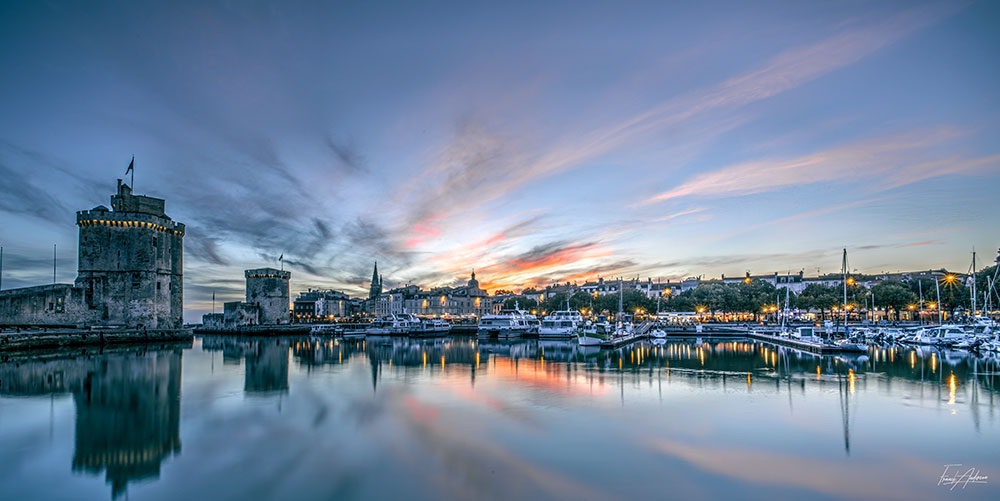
[369,261,382,299]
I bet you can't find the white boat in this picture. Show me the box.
[650,328,666,339]
[791,326,821,341]
[478,308,535,339]
[538,310,583,339]
[579,318,611,346]
[417,317,452,336]
[911,325,969,346]
[366,314,421,336]
[309,324,343,335]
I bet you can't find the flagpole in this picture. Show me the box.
[130,155,134,189]
[53,244,57,284]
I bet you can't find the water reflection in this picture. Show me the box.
[0,343,187,498]
[201,336,290,394]
[1,336,999,499]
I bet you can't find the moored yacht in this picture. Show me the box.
[910,325,969,346]
[367,314,422,336]
[539,310,584,339]
[478,308,534,339]
[416,317,452,337]
[309,324,344,335]
[579,317,612,346]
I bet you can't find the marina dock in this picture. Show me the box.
[746,331,862,354]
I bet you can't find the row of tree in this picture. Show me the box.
[500,265,999,320]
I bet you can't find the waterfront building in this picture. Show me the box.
[218,268,291,326]
[293,289,354,321]
[0,178,185,328]
[368,271,495,318]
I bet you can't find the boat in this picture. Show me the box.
[579,317,612,346]
[309,324,343,335]
[539,310,584,339]
[478,306,535,339]
[910,325,969,346]
[366,314,421,336]
[650,328,666,338]
[416,317,452,336]
[836,249,868,353]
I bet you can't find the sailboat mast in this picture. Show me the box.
[842,248,848,326]
[971,250,977,316]
[935,276,943,325]
[618,277,623,322]
[918,280,924,325]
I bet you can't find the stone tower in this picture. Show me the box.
[75,180,184,328]
[368,261,382,300]
[245,268,290,324]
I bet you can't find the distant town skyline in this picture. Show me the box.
[1,1,998,321]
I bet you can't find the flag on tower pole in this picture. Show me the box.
[279,254,284,271]
[125,156,134,188]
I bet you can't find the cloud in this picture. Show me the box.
[643,128,998,204]
[326,137,368,174]
[396,3,961,231]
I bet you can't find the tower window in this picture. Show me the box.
[157,282,161,291]
[153,237,158,247]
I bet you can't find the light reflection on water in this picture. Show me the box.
[1,336,999,500]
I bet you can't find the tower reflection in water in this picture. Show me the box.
[0,343,186,498]
[200,336,290,394]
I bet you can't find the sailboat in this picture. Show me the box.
[831,248,868,353]
[650,283,667,338]
[579,294,608,347]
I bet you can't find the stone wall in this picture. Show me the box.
[0,284,96,327]
[244,268,290,325]
[223,301,259,326]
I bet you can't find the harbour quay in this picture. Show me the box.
[0,328,192,352]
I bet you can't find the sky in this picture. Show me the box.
[1,0,998,322]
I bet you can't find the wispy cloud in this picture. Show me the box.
[643,128,998,204]
[402,2,961,230]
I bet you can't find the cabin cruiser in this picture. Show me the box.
[910,325,969,346]
[579,317,612,346]
[415,317,452,337]
[366,314,422,336]
[309,324,344,335]
[538,310,584,339]
[478,308,535,339]
[790,326,822,341]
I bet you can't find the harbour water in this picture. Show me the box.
[1,336,998,500]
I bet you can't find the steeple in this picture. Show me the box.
[368,261,382,299]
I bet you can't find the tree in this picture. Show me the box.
[689,283,739,318]
[662,289,696,312]
[493,289,514,296]
[737,279,778,320]
[870,281,917,320]
[798,284,839,320]
[502,297,537,310]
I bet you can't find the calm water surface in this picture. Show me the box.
[1,335,999,500]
